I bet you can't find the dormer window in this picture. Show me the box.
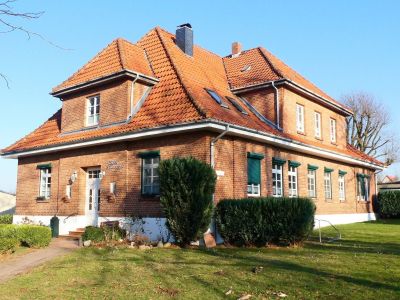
[87,95,100,126]
[205,89,229,109]
[226,97,248,115]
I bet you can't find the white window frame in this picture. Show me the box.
[314,112,321,138]
[87,95,100,126]
[339,174,346,201]
[324,172,332,200]
[296,104,305,133]
[288,166,298,197]
[307,169,317,198]
[142,156,160,195]
[247,184,261,197]
[330,118,337,143]
[39,168,51,199]
[272,164,283,197]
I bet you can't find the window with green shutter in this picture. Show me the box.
[247,152,264,196]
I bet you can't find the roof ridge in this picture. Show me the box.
[116,38,127,69]
[258,47,284,79]
[154,27,207,118]
[53,39,120,92]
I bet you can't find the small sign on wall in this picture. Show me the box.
[216,170,225,177]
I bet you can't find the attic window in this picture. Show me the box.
[226,97,248,115]
[241,65,251,72]
[205,89,229,109]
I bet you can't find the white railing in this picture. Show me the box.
[315,218,341,243]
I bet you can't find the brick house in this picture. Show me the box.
[1,24,383,239]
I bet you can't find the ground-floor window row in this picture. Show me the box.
[246,152,371,202]
[33,150,371,204]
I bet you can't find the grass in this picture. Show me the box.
[0,220,399,299]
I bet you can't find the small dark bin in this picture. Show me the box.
[50,216,59,238]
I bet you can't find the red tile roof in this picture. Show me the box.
[52,38,154,93]
[2,27,382,167]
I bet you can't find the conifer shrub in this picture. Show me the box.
[378,191,400,218]
[159,157,217,246]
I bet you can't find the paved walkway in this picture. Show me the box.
[0,238,79,283]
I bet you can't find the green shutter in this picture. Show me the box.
[339,170,347,176]
[247,157,261,185]
[138,150,160,158]
[272,157,286,166]
[308,164,319,171]
[37,163,52,169]
[324,167,334,173]
[289,160,301,168]
[358,176,366,196]
[247,152,265,159]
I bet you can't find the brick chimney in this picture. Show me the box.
[232,42,242,57]
[176,23,193,56]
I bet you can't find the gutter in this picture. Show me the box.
[1,120,384,170]
[51,70,159,98]
[271,81,281,129]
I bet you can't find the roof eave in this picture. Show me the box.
[50,70,159,98]
[1,119,384,170]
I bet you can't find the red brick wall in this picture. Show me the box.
[213,135,376,215]
[60,79,131,133]
[16,131,376,218]
[16,132,209,217]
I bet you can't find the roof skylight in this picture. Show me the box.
[205,89,229,109]
[226,97,248,115]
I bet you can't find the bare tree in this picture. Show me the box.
[342,92,398,166]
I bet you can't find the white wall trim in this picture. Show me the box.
[314,213,377,228]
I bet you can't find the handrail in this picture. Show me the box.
[315,218,341,243]
[63,213,78,223]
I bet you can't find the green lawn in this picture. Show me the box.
[1,220,399,300]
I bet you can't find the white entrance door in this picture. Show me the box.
[86,168,101,226]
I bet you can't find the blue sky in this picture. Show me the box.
[0,0,399,193]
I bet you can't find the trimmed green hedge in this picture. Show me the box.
[0,225,51,253]
[0,214,13,224]
[378,191,400,218]
[215,197,316,246]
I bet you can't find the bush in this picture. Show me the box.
[18,225,51,248]
[378,191,400,218]
[0,224,51,252]
[0,214,13,224]
[215,197,316,246]
[159,157,217,246]
[82,226,104,242]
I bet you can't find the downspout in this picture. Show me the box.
[210,125,230,240]
[128,74,139,120]
[271,81,281,130]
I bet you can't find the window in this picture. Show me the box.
[315,112,321,138]
[296,104,305,133]
[247,152,264,196]
[142,155,160,196]
[357,174,370,202]
[272,158,285,197]
[87,95,100,126]
[39,168,51,199]
[205,89,229,108]
[288,166,298,197]
[226,97,248,115]
[307,168,317,198]
[324,168,333,200]
[330,118,336,143]
[339,173,346,201]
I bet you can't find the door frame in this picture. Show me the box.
[85,167,101,226]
